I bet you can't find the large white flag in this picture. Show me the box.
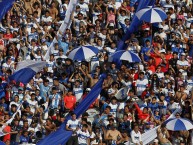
[44,0,78,60]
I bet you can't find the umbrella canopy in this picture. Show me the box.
[164,118,193,131]
[135,6,167,23]
[68,45,99,61]
[110,50,141,62]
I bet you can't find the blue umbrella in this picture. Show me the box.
[164,118,193,131]
[135,6,167,23]
[68,45,99,61]
[110,50,141,62]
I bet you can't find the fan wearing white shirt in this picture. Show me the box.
[77,124,90,145]
[168,98,181,113]
[78,0,89,14]
[26,93,38,114]
[66,113,79,145]
[109,97,118,118]
[130,125,143,145]
[135,72,148,96]
[177,53,189,77]
[41,10,52,23]
[73,80,83,103]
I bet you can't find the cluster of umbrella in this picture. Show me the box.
[67,6,167,63]
[67,45,141,63]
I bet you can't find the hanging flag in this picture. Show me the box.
[37,74,106,145]
[116,0,156,51]
[9,60,46,84]
[44,0,78,60]
[0,0,15,21]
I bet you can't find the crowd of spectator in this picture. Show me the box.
[0,0,192,145]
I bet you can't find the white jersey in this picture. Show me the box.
[135,79,148,96]
[168,102,180,112]
[77,129,90,144]
[27,99,38,113]
[177,60,189,75]
[73,86,83,102]
[42,16,52,23]
[78,3,89,13]
[109,103,118,118]
[130,130,142,144]
[186,79,193,92]
[90,132,102,145]
[66,119,79,130]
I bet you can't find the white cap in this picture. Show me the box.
[158,24,163,29]
[86,88,91,91]
[154,139,158,143]
[181,52,186,56]
[62,4,68,8]
[144,27,150,30]
[109,23,114,27]
[159,49,166,53]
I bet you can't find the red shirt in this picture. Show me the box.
[3,126,11,142]
[0,39,4,46]
[64,95,76,110]
[3,34,13,39]
[134,103,149,121]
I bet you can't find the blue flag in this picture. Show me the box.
[0,0,15,21]
[37,74,106,145]
[116,0,156,51]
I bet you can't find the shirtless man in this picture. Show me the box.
[157,124,171,145]
[105,123,122,144]
[49,2,58,20]
[24,0,33,15]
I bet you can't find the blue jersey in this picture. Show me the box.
[148,102,159,112]
[40,83,50,101]
[141,47,151,62]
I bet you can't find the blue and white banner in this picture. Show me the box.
[9,60,47,84]
[44,0,78,60]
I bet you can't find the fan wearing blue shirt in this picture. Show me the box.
[154,109,161,120]
[0,78,5,99]
[141,39,151,62]
[39,79,50,102]
[148,97,159,112]
[171,41,184,57]
[20,131,30,144]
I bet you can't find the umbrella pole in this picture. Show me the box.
[151,23,153,46]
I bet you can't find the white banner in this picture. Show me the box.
[44,0,78,60]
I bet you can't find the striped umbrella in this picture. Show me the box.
[68,45,99,61]
[135,6,167,23]
[110,50,141,63]
[164,118,193,131]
